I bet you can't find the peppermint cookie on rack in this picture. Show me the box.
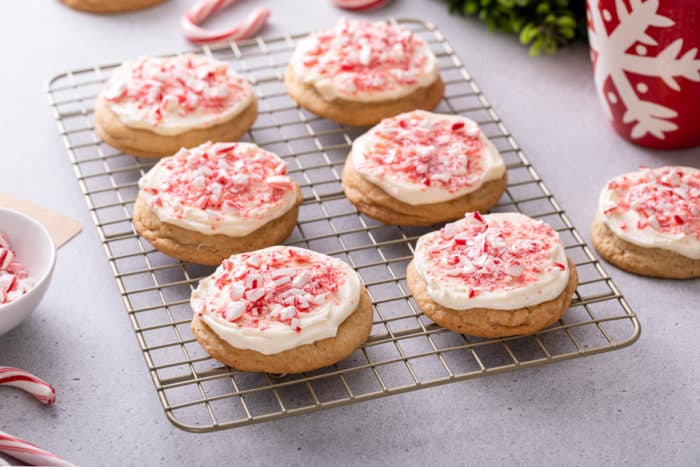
[342,110,506,226]
[62,0,164,13]
[95,54,257,158]
[285,19,444,126]
[190,246,373,373]
[134,141,301,265]
[407,212,578,338]
[592,166,700,279]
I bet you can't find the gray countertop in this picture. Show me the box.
[1,1,698,465]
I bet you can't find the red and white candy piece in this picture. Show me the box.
[104,55,253,131]
[359,112,485,191]
[145,142,294,220]
[0,366,56,405]
[295,19,434,100]
[420,213,564,297]
[196,247,345,332]
[0,431,75,467]
[333,0,392,11]
[181,0,270,45]
[603,166,700,238]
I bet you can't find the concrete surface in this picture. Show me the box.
[0,0,698,466]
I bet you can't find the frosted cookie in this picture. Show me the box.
[191,246,373,373]
[407,212,578,338]
[285,19,444,126]
[134,142,301,265]
[62,0,164,13]
[96,54,257,158]
[592,166,700,279]
[342,110,506,226]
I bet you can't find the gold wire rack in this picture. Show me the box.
[46,18,640,433]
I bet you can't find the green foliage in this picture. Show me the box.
[447,0,588,56]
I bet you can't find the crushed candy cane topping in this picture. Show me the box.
[295,19,435,97]
[602,166,700,239]
[103,54,252,128]
[356,111,489,191]
[141,142,296,223]
[194,247,347,332]
[417,212,566,298]
[0,233,34,305]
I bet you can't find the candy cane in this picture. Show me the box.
[0,431,75,467]
[0,367,56,405]
[181,0,270,45]
[333,0,392,11]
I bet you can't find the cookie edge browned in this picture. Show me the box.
[284,65,445,126]
[133,187,301,266]
[406,258,578,338]
[62,0,165,14]
[95,95,258,158]
[591,214,700,279]
[342,152,507,226]
[191,285,373,373]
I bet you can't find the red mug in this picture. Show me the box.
[587,0,700,149]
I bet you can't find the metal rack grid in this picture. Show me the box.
[47,18,640,433]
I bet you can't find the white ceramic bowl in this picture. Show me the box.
[0,208,56,336]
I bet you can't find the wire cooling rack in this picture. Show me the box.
[47,18,640,433]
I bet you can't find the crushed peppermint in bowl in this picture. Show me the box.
[0,208,56,336]
[0,233,34,305]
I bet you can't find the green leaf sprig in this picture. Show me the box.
[447,0,588,56]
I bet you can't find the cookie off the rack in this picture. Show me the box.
[285,19,444,126]
[62,0,164,13]
[342,110,506,225]
[95,54,257,158]
[407,212,578,338]
[133,142,301,265]
[190,246,373,374]
[592,166,700,279]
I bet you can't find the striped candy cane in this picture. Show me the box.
[0,367,56,405]
[0,431,76,467]
[333,0,392,10]
[181,0,270,45]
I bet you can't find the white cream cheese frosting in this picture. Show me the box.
[413,212,570,310]
[102,54,254,136]
[351,110,505,205]
[191,246,362,355]
[138,142,298,237]
[290,19,439,102]
[598,166,700,259]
